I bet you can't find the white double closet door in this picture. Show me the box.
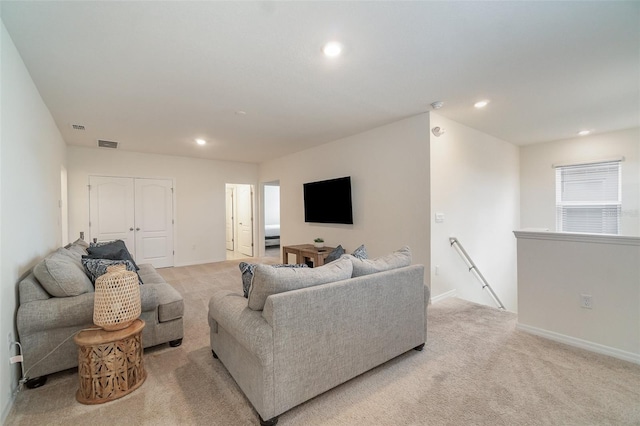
[89,176,174,268]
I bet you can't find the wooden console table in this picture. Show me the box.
[282,244,336,267]
[74,319,146,404]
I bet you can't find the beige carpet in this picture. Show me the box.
[6,259,640,425]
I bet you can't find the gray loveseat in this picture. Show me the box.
[17,239,184,387]
[208,247,428,425]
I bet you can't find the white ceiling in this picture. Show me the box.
[2,1,639,164]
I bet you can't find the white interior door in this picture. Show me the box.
[89,176,136,253]
[134,178,174,268]
[237,184,254,257]
[89,176,174,268]
[225,186,235,251]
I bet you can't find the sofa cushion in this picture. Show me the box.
[71,238,90,249]
[348,246,412,277]
[82,258,142,284]
[239,262,308,298]
[55,247,83,270]
[248,256,353,311]
[33,252,94,297]
[84,240,139,270]
[135,264,183,322]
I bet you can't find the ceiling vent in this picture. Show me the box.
[97,139,118,149]
[71,124,85,130]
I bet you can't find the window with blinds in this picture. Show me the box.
[555,160,621,234]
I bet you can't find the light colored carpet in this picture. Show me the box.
[6,259,640,425]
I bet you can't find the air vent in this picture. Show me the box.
[97,140,118,149]
[71,124,85,130]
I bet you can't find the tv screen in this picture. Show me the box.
[304,177,353,224]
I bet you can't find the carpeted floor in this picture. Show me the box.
[6,258,640,425]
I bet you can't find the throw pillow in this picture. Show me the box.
[71,238,90,249]
[349,246,412,277]
[352,244,368,259]
[248,257,353,311]
[239,262,308,298]
[33,252,94,297]
[84,240,139,270]
[82,258,142,285]
[324,245,345,264]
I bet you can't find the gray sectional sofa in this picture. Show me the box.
[17,239,184,386]
[208,247,429,425]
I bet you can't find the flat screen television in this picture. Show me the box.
[303,176,353,224]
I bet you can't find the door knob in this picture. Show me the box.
[129,228,134,231]
[136,228,140,231]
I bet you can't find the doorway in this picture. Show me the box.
[225,183,254,260]
[264,181,280,259]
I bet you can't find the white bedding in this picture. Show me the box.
[265,224,280,238]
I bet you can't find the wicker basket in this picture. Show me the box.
[93,265,141,331]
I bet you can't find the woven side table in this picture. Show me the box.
[74,319,146,404]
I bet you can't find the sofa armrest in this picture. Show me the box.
[139,285,160,313]
[18,284,161,337]
[209,290,273,365]
[17,292,96,335]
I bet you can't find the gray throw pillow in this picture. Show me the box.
[324,245,345,264]
[248,257,353,311]
[33,252,94,297]
[85,240,139,270]
[239,262,308,298]
[348,246,412,277]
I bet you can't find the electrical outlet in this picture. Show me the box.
[580,294,593,309]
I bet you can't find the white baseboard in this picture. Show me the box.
[1,393,15,426]
[516,323,640,365]
[430,289,457,304]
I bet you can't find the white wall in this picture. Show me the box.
[430,113,520,311]
[1,22,67,422]
[67,147,258,266]
[520,127,640,236]
[515,231,640,364]
[258,114,431,273]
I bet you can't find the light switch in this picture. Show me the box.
[435,213,445,223]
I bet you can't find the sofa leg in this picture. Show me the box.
[259,415,278,426]
[169,338,183,347]
[25,376,47,389]
[414,343,425,351]
[211,350,218,359]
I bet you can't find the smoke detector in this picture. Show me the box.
[430,101,444,110]
[431,127,445,137]
[97,140,118,149]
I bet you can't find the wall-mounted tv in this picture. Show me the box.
[303,176,353,224]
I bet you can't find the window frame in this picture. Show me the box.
[554,160,622,235]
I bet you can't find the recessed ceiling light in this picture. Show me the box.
[322,41,342,58]
[235,110,246,116]
[578,130,591,136]
[474,100,489,108]
[195,139,206,145]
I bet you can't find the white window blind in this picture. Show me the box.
[555,161,621,234]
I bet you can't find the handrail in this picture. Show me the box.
[449,237,506,310]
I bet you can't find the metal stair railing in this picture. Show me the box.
[449,237,506,310]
